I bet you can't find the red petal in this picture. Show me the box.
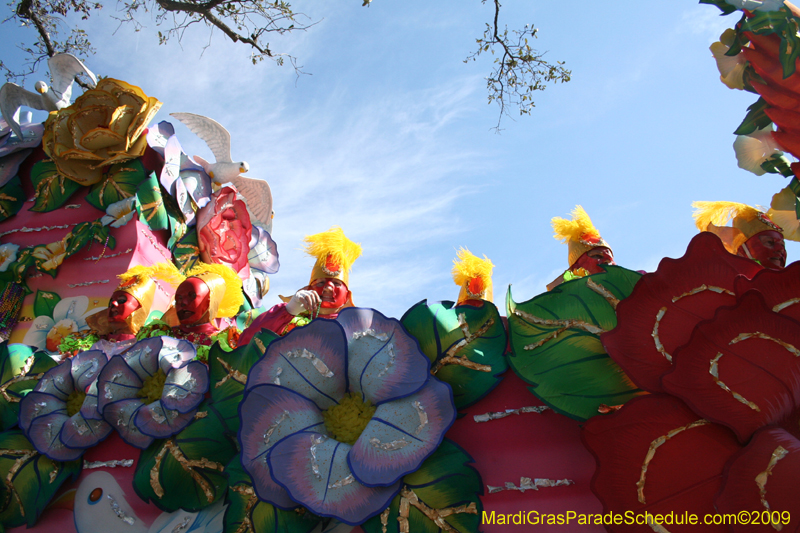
[663,291,800,443]
[583,394,740,532]
[717,427,800,533]
[602,233,761,393]
[735,261,800,323]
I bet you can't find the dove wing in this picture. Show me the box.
[230,176,273,228]
[170,112,232,163]
[48,53,97,106]
[0,83,45,139]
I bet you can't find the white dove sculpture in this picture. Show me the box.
[170,112,274,231]
[0,53,97,140]
[73,471,226,533]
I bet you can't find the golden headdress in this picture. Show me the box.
[113,263,183,334]
[692,201,783,254]
[452,248,494,305]
[304,226,362,286]
[185,263,245,320]
[551,206,612,267]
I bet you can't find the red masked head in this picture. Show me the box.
[571,247,615,275]
[309,278,350,315]
[738,230,786,270]
[175,277,211,325]
[107,291,141,323]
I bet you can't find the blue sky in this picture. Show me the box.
[3,1,797,319]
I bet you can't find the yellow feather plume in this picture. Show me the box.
[452,248,494,287]
[691,201,760,231]
[187,262,244,318]
[118,262,183,287]
[551,205,601,243]
[304,226,362,272]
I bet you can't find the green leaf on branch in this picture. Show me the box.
[506,265,645,421]
[28,161,81,213]
[734,97,772,135]
[0,177,25,222]
[224,454,323,533]
[0,430,81,528]
[86,159,146,211]
[400,300,508,410]
[0,343,57,432]
[132,401,237,512]
[362,439,482,533]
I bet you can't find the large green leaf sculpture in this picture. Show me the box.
[0,430,81,528]
[401,300,507,410]
[208,329,278,436]
[0,176,26,221]
[171,227,200,274]
[28,162,81,213]
[86,159,146,211]
[224,454,323,533]
[362,439,482,533]
[506,265,645,421]
[135,171,169,231]
[132,400,237,512]
[0,343,57,432]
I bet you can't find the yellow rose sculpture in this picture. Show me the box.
[42,78,161,186]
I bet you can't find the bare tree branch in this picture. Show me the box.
[466,0,571,132]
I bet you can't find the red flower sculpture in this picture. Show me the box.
[584,233,800,532]
[197,186,252,277]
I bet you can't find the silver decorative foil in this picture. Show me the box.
[84,459,134,469]
[310,434,327,481]
[473,405,549,423]
[413,401,427,435]
[171,517,192,532]
[352,329,389,341]
[328,474,355,489]
[264,411,289,446]
[369,437,410,451]
[487,477,573,493]
[107,495,136,525]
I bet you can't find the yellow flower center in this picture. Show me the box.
[137,369,167,405]
[66,389,86,417]
[323,392,376,445]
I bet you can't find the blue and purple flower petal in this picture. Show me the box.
[18,350,111,461]
[238,309,455,524]
[96,337,207,448]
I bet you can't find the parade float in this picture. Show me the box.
[0,1,799,532]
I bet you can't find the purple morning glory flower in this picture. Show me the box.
[19,349,111,461]
[96,336,209,449]
[238,308,456,525]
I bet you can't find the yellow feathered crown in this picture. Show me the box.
[185,262,244,320]
[551,205,611,267]
[115,262,183,333]
[452,248,494,304]
[304,226,362,286]
[692,201,782,254]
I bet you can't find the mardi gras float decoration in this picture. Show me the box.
[505,206,645,421]
[0,61,509,533]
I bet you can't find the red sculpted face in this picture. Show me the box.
[739,230,786,270]
[572,247,615,275]
[310,278,350,313]
[107,291,140,323]
[175,277,210,325]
